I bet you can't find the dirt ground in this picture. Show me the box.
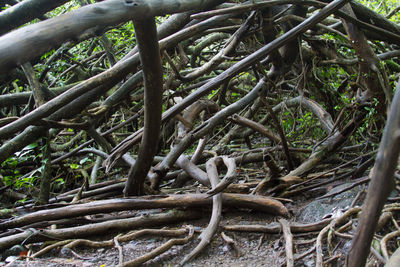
[3,205,323,267]
[2,180,367,267]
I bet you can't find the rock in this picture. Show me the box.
[298,183,362,223]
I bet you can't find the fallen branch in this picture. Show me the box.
[280,112,364,183]
[316,176,369,200]
[1,193,288,231]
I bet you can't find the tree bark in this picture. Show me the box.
[124,17,163,196]
[0,0,225,73]
[0,193,288,231]
[347,78,400,267]
[0,0,69,36]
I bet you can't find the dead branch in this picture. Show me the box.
[31,227,190,258]
[175,154,210,186]
[0,193,288,231]
[280,111,365,188]
[0,0,225,73]
[109,0,349,172]
[230,114,281,143]
[259,94,294,170]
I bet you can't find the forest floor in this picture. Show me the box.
[2,179,366,267]
[8,211,284,267]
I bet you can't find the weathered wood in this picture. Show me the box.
[230,114,280,143]
[154,78,268,186]
[259,95,294,170]
[0,0,69,36]
[341,3,390,115]
[121,225,194,267]
[0,193,289,230]
[279,219,294,267]
[176,154,210,187]
[279,112,364,185]
[180,156,223,265]
[0,209,201,252]
[0,13,230,161]
[347,78,400,267]
[124,17,163,196]
[0,83,76,108]
[0,0,225,73]
[107,0,349,168]
[224,218,332,233]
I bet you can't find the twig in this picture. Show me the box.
[294,245,315,262]
[287,150,376,191]
[323,254,341,265]
[59,247,92,260]
[259,94,294,170]
[350,186,365,208]
[31,240,72,258]
[64,228,190,251]
[316,222,332,267]
[257,233,265,250]
[114,237,124,266]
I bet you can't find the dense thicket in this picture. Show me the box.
[0,0,400,266]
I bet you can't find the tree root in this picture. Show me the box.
[279,218,294,267]
[180,156,224,266]
[0,209,202,251]
[1,193,287,231]
[224,219,332,234]
[316,207,361,266]
[120,225,194,267]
